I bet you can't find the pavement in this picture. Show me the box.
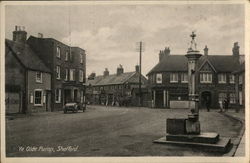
[221,109,245,157]
[5,105,244,157]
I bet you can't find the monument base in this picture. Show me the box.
[166,132,219,144]
[154,134,231,153]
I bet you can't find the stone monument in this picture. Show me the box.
[154,32,232,153]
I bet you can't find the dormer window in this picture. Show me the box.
[36,72,42,83]
[200,73,212,83]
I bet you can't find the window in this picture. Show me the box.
[36,72,42,83]
[181,73,188,83]
[229,93,236,104]
[79,70,84,82]
[65,69,69,81]
[34,90,42,106]
[229,74,235,84]
[56,66,61,79]
[239,74,243,84]
[218,92,227,102]
[70,69,75,81]
[80,53,83,64]
[170,73,178,83]
[200,73,212,83]
[156,73,162,84]
[239,91,243,105]
[55,89,61,103]
[218,74,226,84]
[56,46,61,58]
[65,51,69,61]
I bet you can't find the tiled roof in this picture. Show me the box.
[5,39,50,73]
[147,55,188,75]
[147,54,242,75]
[199,55,241,72]
[86,72,144,86]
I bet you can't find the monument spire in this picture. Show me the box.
[189,31,197,51]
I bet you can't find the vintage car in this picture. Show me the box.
[63,102,86,113]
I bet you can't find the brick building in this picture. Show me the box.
[147,43,244,109]
[5,26,51,114]
[86,65,148,106]
[233,62,245,109]
[27,34,86,111]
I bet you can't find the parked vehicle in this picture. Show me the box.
[63,102,86,113]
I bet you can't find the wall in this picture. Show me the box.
[5,48,26,113]
[27,70,51,113]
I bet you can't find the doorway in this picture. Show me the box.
[64,89,71,104]
[201,91,212,109]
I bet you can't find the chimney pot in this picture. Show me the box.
[13,26,27,43]
[232,42,240,56]
[135,65,140,73]
[204,45,208,55]
[103,68,109,77]
[38,33,43,38]
[117,64,124,75]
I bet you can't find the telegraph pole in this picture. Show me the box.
[139,41,142,107]
[136,41,144,107]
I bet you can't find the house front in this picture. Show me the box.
[147,43,244,109]
[5,26,51,114]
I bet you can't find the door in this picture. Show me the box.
[201,91,212,109]
[155,90,163,108]
[74,89,78,102]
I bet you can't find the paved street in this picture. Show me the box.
[6,105,243,157]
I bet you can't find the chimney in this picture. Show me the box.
[103,68,109,77]
[13,26,27,44]
[159,50,164,62]
[135,65,139,73]
[38,33,43,38]
[164,47,170,55]
[232,42,240,56]
[88,72,96,80]
[159,47,170,62]
[204,45,208,55]
[117,64,124,75]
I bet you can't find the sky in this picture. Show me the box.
[5,3,245,76]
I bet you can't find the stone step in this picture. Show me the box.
[154,136,231,153]
[166,132,219,144]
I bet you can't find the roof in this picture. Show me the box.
[233,62,245,74]
[199,55,242,72]
[86,72,143,86]
[147,54,242,75]
[28,35,85,51]
[5,39,50,73]
[147,55,188,75]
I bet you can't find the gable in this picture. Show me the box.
[199,62,214,72]
[126,72,148,84]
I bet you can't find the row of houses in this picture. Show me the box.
[5,27,245,114]
[5,26,86,114]
[147,43,245,109]
[85,43,245,109]
[86,65,148,107]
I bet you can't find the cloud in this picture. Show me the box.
[5,4,245,76]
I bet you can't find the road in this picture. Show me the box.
[6,105,243,156]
